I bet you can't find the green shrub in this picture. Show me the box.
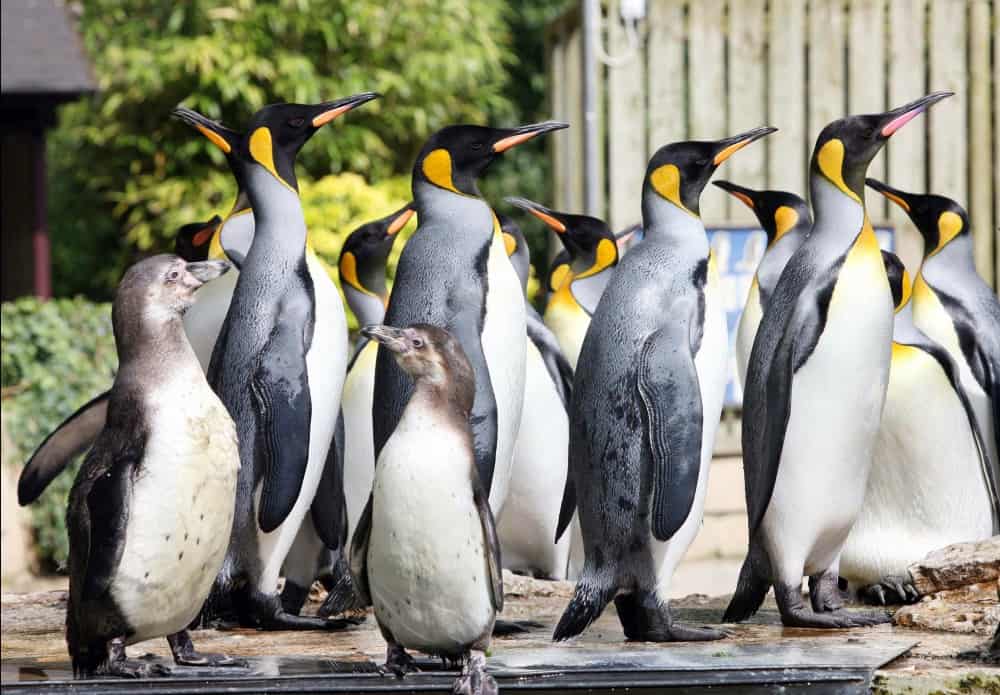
[1,298,117,571]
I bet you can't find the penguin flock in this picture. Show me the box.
[15,87,1000,689]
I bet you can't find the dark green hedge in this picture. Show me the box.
[2,298,117,571]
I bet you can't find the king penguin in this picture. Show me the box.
[840,250,999,604]
[66,255,241,677]
[507,197,619,370]
[553,126,774,642]
[724,92,952,628]
[495,213,576,579]
[866,178,1000,492]
[372,121,567,516]
[712,181,811,390]
[172,95,377,630]
[353,323,502,695]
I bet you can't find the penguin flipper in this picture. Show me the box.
[526,307,573,409]
[310,410,348,551]
[18,391,110,505]
[251,308,313,533]
[473,475,504,612]
[637,324,704,542]
[348,494,373,607]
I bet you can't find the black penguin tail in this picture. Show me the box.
[317,553,364,617]
[553,571,616,641]
[723,546,771,623]
[66,608,106,677]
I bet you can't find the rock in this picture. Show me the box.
[895,582,999,637]
[908,537,1000,595]
[501,570,574,599]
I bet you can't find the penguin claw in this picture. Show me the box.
[381,643,418,678]
[452,651,497,695]
[858,576,919,606]
[103,660,172,679]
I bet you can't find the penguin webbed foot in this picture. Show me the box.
[775,583,891,628]
[614,593,726,642]
[96,638,171,679]
[254,590,364,631]
[857,575,919,606]
[808,570,847,612]
[380,642,419,678]
[167,630,247,668]
[451,650,497,695]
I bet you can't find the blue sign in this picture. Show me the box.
[706,226,894,408]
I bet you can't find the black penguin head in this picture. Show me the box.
[413,122,568,197]
[339,203,414,302]
[506,197,617,281]
[171,108,251,204]
[174,216,223,262]
[362,323,475,414]
[866,178,970,258]
[810,92,952,203]
[713,181,811,246]
[644,127,776,217]
[497,213,530,292]
[880,250,911,312]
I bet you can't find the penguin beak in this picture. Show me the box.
[505,196,567,233]
[712,180,758,210]
[492,121,569,153]
[711,127,778,166]
[878,91,953,137]
[172,107,240,154]
[311,92,380,127]
[386,204,416,237]
[361,324,409,354]
[865,178,913,213]
[192,216,223,248]
[185,260,230,286]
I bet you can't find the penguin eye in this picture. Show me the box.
[167,269,181,282]
[288,117,306,128]
[471,142,484,150]
[412,337,425,349]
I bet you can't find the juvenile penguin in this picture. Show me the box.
[712,181,811,389]
[173,96,376,629]
[496,215,575,579]
[554,126,774,642]
[866,178,1000,487]
[353,323,501,695]
[373,122,566,515]
[65,255,241,677]
[724,92,952,628]
[840,251,998,604]
[507,197,619,370]
[281,203,415,616]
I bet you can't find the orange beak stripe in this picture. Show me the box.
[713,139,753,165]
[525,207,566,233]
[195,124,231,154]
[312,104,354,127]
[493,131,539,153]
[192,225,216,247]
[730,191,754,209]
[881,190,911,212]
[387,208,415,236]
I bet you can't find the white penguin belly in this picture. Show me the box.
[841,345,994,586]
[342,341,378,536]
[482,232,526,514]
[735,280,762,392]
[651,272,729,600]
[182,269,238,371]
[256,256,348,593]
[112,377,239,644]
[544,288,590,371]
[762,246,892,585]
[368,407,494,655]
[498,338,571,579]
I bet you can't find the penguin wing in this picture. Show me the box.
[348,493,373,607]
[526,306,573,408]
[18,391,109,505]
[636,316,705,542]
[251,298,314,533]
[473,474,504,612]
[310,410,348,551]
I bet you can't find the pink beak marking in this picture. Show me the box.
[881,108,924,137]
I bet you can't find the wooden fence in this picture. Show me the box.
[546,0,999,287]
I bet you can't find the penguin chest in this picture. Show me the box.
[735,279,762,391]
[182,269,238,372]
[112,381,239,643]
[342,342,378,535]
[481,232,527,512]
[544,285,590,370]
[368,409,494,655]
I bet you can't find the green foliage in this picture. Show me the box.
[1,298,117,571]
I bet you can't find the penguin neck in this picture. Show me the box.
[409,376,473,431]
[413,180,492,233]
[920,233,976,287]
[892,299,917,335]
[243,165,307,266]
[808,175,865,249]
[757,227,808,295]
[641,196,710,260]
[114,311,195,374]
[345,285,386,327]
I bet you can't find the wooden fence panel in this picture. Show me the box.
[848,0,887,222]
[928,0,968,212]
[767,0,808,198]
[646,0,687,156]
[807,0,847,154]
[968,0,995,283]
[607,15,647,229]
[564,25,585,214]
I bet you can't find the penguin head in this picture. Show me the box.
[643,127,776,217]
[339,203,415,305]
[362,323,475,414]
[413,122,568,197]
[810,92,952,203]
[880,250,912,312]
[866,178,970,258]
[171,107,250,197]
[713,181,812,247]
[506,197,618,282]
[174,216,223,263]
[497,213,530,293]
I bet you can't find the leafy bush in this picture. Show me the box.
[1,298,117,571]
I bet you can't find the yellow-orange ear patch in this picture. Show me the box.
[549,263,570,292]
[249,127,284,186]
[650,164,696,217]
[503,232,517,257]
[773,206,799,243]
[339,251,375,296]
[575,238,618,280]
[816,138,861,203]
[935,211,963,252]
[422,148,458,193]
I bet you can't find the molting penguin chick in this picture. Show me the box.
[506,197,618,370]
[840,250,998,605]
[725,91,951,629]
[65,255,241,678]
[712,181,811,390]
[554,125,774,643]
[352,324,502,695]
